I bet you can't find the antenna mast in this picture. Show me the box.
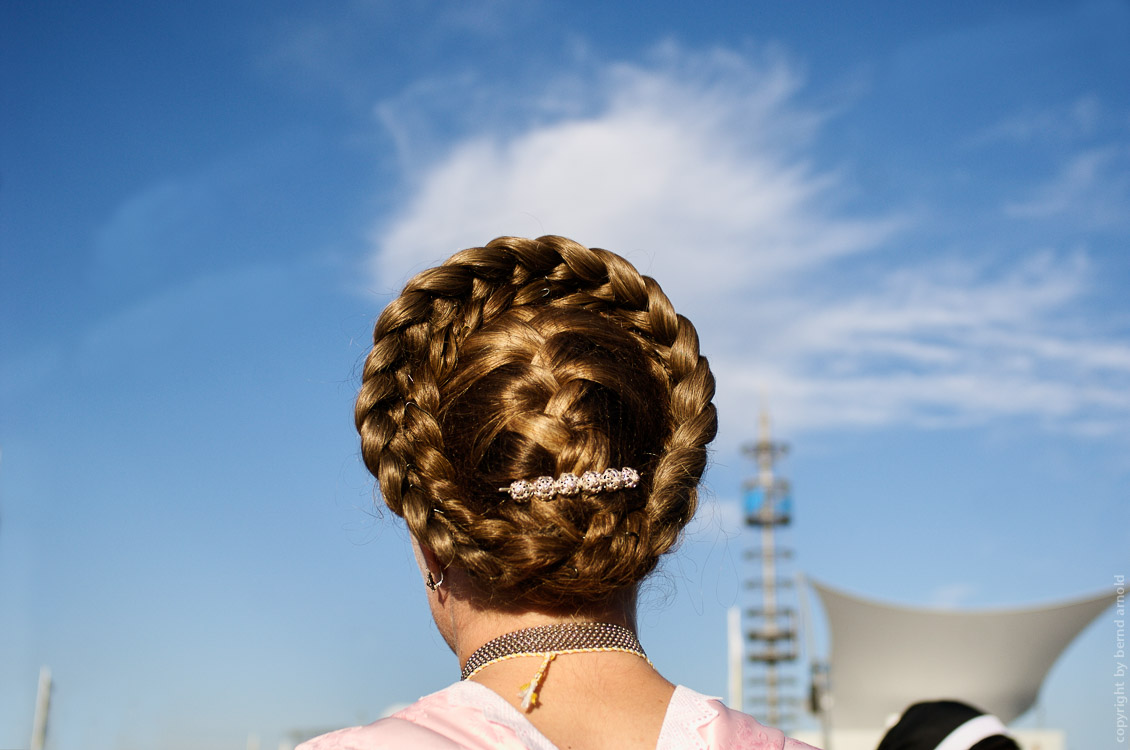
[31,666,52,750]
[741,408,799,727]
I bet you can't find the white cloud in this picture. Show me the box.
[720,249,1130,434]
[967,95,1103,146]
[1006,146,1130,228]
[92,133,316,301]
[967,96,1130,233]
[371,45,899,302]
[366,45,1130,446]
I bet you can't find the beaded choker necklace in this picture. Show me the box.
[460,622,650,711]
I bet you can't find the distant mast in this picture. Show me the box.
[742,408,799,727]
[30,666,51,750]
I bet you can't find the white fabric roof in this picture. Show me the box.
[809,580,1113,727]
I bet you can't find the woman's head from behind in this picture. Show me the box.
[355,236,717,610]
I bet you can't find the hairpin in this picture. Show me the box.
[500,467,640,501]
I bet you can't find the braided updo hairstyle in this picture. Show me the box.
[355,236,717,609]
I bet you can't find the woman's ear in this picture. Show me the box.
[418,543,441,574]
[411,535,445,591]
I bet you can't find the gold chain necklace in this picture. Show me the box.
[460,622,650,711]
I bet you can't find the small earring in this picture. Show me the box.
[425,570,445,592]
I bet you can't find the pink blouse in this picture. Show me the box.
[299,681,819,749]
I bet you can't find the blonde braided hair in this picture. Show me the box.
[355,236,717,607]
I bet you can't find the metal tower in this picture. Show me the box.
[741,408,800,727]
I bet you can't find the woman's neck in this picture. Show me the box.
[448,591,639,670]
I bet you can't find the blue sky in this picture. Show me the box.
[2,2,1127,749]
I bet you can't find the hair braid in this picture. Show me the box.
[355,235,717,608]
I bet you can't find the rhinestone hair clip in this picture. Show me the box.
[499,467,640,502]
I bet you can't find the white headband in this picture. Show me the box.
[935,714,1010,750]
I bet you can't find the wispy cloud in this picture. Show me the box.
[367,45,1130,445]
[1005,145,1130,229]
[260,1,543,109]
[92,133,319,302]
[739,250,1130,431]
[372,45,900,295]
[967,95,1103,146]
[965,95,1130,231]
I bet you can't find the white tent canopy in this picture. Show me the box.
[809,581,1113,727]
